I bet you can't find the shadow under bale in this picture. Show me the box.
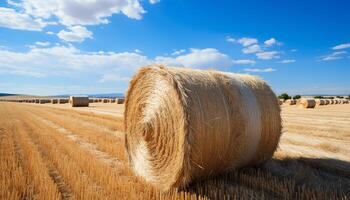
[182,157,350,200]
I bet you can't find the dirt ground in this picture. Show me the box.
[0,102,349,199]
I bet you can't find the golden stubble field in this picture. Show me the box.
[0,102,349,199]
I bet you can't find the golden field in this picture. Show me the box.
[0,102,349,199]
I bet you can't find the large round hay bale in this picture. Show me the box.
[330,99,334,104]
[315,99,325,106]
[124,66,282,191]
[299,98,316,108]
[324,99,330,105]
[69,96,89,107]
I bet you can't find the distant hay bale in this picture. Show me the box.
[324,99,330,105]
[109,99,116,103]
[69,96,89,107]
[102,99,108,103]
[89,98,94,103]
[39,99,50,104]
[330,99,335,104]
[116,98,125,104]
[93,98,99,103]
[58,99,69,104]
[334,99,339,104]
[51,99,58,104]
[315,99,325,106]
[278,99,283,105]
[285,99,296,105]
[35,99,40,103]
[299,98,316,108]
[124,65,282,191]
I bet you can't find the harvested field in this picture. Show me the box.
[0,102,349,199]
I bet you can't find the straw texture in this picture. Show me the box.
[124,65,282,191]
[299,98,316,108]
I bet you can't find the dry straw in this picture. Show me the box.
[124,65,282,191]
[299,98,316,108]
[69,96,89,107]
[324,99,330,105]
[51,99,58,104]
[285,99,296,105]
[116,98,125,104]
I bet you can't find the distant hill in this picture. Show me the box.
[0,93,17,97]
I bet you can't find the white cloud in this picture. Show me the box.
[0,7,47,31]
[11,0,148,26]
[99,74,130,83]
[244,68,275,73]
[237,37,258,47]
[0,46,256,86]
[149,0,160,4]
[35,41,50,46]
[226,36,235,43]
[232,59,256,65]
[57,26,93,42]
[156,48,255,68]
[264,38,278,47]
[172,48,233,68]
[332,51,347,56]
[319,51,347,61]
[0,45,151,79]
[46,31,54,35]
[134,49,142,54]
[332,43,350,50]
[242,44,261,54]
[171,49,186,56]
[279,59,295,64]
[256,51,280,60]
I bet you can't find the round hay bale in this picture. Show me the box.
[124,65,282,191]
[285,99,296,105]
[324,99,330,105]
[51,99,58,104]
[116,98,125,104]
[299,98,316,108]
[93,98,99,103]
[315,99,325,106]
[89,98,94,103]
[102,98,108,103]
[58,99,69,104]
[330,99,334,104]
[39,99,50,104]
[69,96,89,107]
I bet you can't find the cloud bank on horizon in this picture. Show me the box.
[0,0,349,95]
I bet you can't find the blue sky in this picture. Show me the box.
[0,0,349,95]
